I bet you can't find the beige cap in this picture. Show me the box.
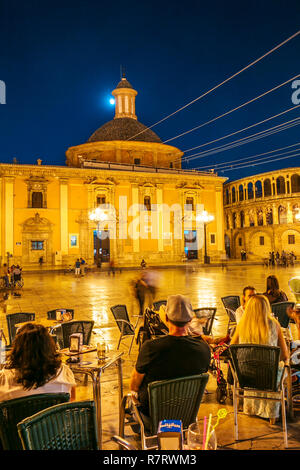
[165,294,194,323]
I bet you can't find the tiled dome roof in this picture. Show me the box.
[88,118,162,143]
[115,78,134,89]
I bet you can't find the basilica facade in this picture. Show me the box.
[223,168,300,260]
[0,76,226,268]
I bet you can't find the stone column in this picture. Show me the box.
[4,177,14,256]
[131,183,140,253]
[215,186,224,253]
[287,202,293,223]
[59,178,69,255]
[273,203,279,224]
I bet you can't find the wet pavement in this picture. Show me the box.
[1,264,300,450]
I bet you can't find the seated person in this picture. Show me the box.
[287,304,300,341]
[263,275,288,305]
[235,286,256,324]
[158,304,227,346]
[0,323,76,402]
[130,294,211,418]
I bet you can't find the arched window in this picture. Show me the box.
[263,179,272,197]
[255,181,262,198]
[239,185,244,202]
[291,174,300,193]
[276,176,285,195]
[232,187,236,203]
[225,189,230,205]
[240,211,245,228]
[144,196,151,211]
[226,214,230,230]
[278,205,287,224]
[293,204,300,223]
[32,192,43,208]
[248,182,254,199]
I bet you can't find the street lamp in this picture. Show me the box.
[295,210,300,222]
[196,210,214,264]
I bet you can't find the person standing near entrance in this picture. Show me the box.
[75,259,81,277]
[80,257,86,276]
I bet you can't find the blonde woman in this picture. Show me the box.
[230,295,289,424]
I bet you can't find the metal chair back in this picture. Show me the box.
[148,373,209,436]
[59,320,94,349]
[6,313,35,346]
[193,308,217,335]
[229,344,280,391]
[47,309,74,320]
[271,302,295,329]
[152,300,167,311]
[0,393,70,450]
[110,305,134,336]
[17,401,98,450]
[221,295,241,312]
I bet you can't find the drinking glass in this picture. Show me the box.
[97,342,109,361]
[187,422,217,450]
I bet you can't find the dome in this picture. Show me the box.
[88,117,162,143]
[115,78,134,89]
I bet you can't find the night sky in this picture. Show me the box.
[0,0,299,182]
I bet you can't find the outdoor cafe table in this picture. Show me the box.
[60,349,124,450]
[15,319,65,330]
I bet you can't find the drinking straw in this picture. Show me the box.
[204,413,212,450]
[202,416,207,450]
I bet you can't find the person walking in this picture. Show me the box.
[75,259,81,277]
[80,257,86,276]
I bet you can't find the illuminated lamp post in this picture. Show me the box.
[196,210,214,264]
[89,208,109,265]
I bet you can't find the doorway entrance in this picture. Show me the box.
[225,234,231,258]
[184,230,198,260]
[94,230,110,264]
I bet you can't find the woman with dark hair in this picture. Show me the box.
[263,275,288,305]
[0,323,76,402]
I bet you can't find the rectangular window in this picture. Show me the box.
[96,195,106,205]
[288,234,295,244]
[238,238,242,247]
[31,240,44,250]
[185,197,194,211]
[134,158,141,165]
[210,234,216,245]
[259,236,264,246]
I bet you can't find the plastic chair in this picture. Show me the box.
[221,295,241,312]
[6,313,35,346]
[289,277,300,303]
[152,300,167,311]
[17,400,98,450]
[271,302,295,328]
[47,308,74,320]
[110,305,142,355]
[193,307,217,335]
[0,393,70,450]
[229,344,289,448]
[52,320,94,349]
[119,373,209,450]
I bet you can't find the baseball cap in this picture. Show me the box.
[165,295,194,323]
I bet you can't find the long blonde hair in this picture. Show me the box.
[238,295,274,344]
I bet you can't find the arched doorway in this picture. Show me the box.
[224,234,231,258]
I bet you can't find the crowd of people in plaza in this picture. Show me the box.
[267,250,297,267]
[0,263,23,289]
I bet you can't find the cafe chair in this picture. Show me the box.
[224,308,237,334]
[110,305,142,355]
[221,295,241,313]
[6,312,35,347]
[17,401,98,450]
[111,435,136,450]
[271,302,295,329]
[193,307,217,335]
[0,393,70,450]
[52,320,94,349]
[47,308,74,320]
[152,300,167,311]
[229,344,289,448]
[119,373,209,450]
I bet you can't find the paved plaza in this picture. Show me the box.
[1,264,300,450]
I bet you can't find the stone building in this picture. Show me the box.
[223,168,300,259]
[0,76,226,268]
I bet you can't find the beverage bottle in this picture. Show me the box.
[0,328,7,366]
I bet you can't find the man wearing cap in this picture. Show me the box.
[130,294,211,418]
